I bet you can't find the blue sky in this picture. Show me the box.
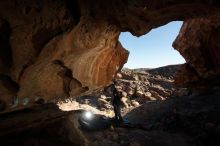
[119,21,185,69]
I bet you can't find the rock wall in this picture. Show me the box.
[0,0,220,112]
[174,17,220,88]
[0,0,128,112]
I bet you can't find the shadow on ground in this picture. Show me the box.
[0,89,219,146]
[125,89,220,146]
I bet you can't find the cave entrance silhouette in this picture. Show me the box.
[119,21,185,69]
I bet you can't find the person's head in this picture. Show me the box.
[112,73,122,83]
[112,79,117,85]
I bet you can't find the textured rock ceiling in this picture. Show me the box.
[0,0,220,113]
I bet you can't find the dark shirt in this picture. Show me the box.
[111,85,122,105]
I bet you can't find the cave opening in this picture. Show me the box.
[119,21,185,69]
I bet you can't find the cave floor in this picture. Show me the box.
[0,89,220,146]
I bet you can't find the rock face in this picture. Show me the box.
[0,0,220,113]
[0,0,128,112]
[173,18,220,88]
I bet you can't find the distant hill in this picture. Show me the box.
[123,64,182,79]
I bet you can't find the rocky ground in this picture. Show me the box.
[1,87,219,146]
[58,64,190,117]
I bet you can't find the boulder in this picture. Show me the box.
[131,100,140,107]
[98,98,109,108]
[100,94,107,100]
[150,90,165,101]
[121,97,129,108]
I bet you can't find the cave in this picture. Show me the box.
[0,0,220,146]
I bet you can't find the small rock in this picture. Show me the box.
[98,98,109,108]
[100,94,107,99]
[122,91,127,97]
[121,97,129,108]
[127,87,133,95]
[149,85,170,97]
[150,90,165,100]
[133,75,139,81]
[116,85,123,90]
[116,73,122,79]
[136,90,144,97]
[145,92,152,97]
[104,104,112,109]
[100,108,106,111]
[131,100,139,107]
[148,96,157,101]
[136,85,141,91]
[121,97,127,103]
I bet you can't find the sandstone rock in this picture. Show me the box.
[98,98,109,108]
[104,104,112,109]
[0,0,130,112]
[136,85,141,91]
[174,18,220,88]
[149,85,170,98]
[121,71,134,80]
[150,90,165,101]
[116,73,123,79]
[136,90,144,98]
[126,87,133,96]
[145,92,152,97]
[147,96,157,101]
[131,100,140,107]
[121,97,129,108]
[116,85,123,91]
[122,91,127,97]
[100,94,107,100]
[133,75,139,81]
[143,92,157,101]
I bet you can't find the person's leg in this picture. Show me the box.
[113,104,118,120]
[114,103,122,122]
[117,104,123,121]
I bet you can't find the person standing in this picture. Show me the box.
[111,80,123,122]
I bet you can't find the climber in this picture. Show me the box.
[111,80,123,122]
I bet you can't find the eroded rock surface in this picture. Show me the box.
[174,18,220,88]
[0,0,129,112]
